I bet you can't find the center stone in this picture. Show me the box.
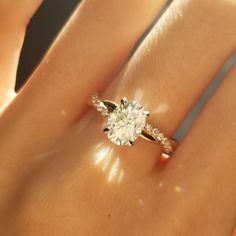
[105,99,148,146]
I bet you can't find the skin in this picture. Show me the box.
[0,0,235,235]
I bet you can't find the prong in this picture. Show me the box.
[144,110,150,117]
[103,127,109,133]
[128,140,134,146]
[121,97,128,106]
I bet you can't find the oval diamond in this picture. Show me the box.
[105,99,148,146]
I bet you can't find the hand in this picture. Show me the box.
[0,0,235,235]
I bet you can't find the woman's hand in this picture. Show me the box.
[0,0,235,235]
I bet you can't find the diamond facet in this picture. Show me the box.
[105,99,147,146]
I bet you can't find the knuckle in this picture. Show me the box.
[179,0,236,36]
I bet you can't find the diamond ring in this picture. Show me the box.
[92,93,178,159]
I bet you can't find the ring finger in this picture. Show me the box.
[69,0,236,177]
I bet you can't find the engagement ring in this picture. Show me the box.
[92,93,178,159]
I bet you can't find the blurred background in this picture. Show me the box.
[16,0,81,90]
[16,0,236,140]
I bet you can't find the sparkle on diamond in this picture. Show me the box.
[105,99,148,146]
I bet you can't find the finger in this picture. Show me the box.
[3,68,236,235]
[0,0,42,109]
[1,0,42,24]
[0,0,166,154]
[71,0,236,176]
[151,64,236,235]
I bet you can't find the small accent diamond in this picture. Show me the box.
[153,128,160,135]
[92,94,109,116]
[145,123,153,132]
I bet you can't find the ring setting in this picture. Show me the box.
[92,93,177,159]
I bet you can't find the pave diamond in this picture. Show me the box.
[92,94,109,116]
[105,99,148,146]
